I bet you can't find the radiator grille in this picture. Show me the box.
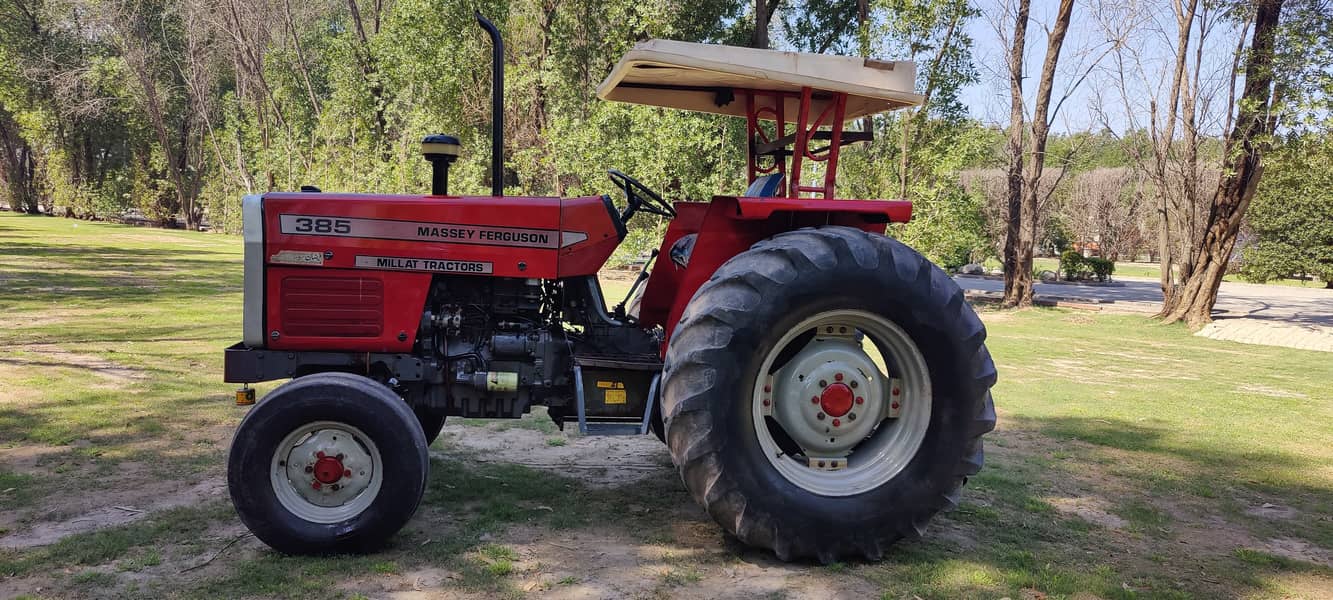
[280,276,383,337]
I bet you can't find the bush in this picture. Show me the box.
[1060,251,1083,281]
[1059,251,1115,282]
[1085,257,1115,282]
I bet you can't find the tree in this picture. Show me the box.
[1240,132,1333,287]
[1160,0,1285,325]
[1000,0,1075,307]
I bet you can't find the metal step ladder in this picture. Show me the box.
[572,355,660,436]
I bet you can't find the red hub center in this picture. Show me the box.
[313,456,345,484]
[819,382,854,418]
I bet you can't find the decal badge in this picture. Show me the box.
[269,250,325,266]
[280,214,585,249]
[355,255,493,274]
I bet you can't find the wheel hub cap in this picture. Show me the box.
[820,382,854,417]
[313,455,346,484]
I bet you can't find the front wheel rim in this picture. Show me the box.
[270,420,383,524]
[752,309,932,497]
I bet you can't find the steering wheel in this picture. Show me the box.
[607,169,676,222]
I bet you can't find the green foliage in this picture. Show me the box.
[1060,251,1083,281]
[1085,257,1115,282]
[1240,130,1333,286]
[1060,251,1115,282]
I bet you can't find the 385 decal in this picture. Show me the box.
[289,217,351,234]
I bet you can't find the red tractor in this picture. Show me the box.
[224,15,996,562]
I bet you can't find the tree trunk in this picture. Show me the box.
[1001,0,1030,307]
[753,0,771,49]
[1163,0,1285,327]
[1017,0,1073,306]
[0,105,42,214]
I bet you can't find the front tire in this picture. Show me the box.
[228,372,430,554]
[661,227,996,561]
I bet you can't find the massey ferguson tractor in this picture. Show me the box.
[223,15,996,562]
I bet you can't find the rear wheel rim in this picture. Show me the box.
[752,309,931,496]
[270,420,383,524]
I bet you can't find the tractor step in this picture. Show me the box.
[580,422,646,436]
[572,354,661,436]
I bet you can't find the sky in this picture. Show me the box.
[954,0,1246,135]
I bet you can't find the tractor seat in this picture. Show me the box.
[670,175,785,269]
[745,174,785,198]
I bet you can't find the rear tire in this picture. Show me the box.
[661,227,996,561]
[228,372,430,554]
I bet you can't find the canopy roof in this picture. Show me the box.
[596,40,924,122]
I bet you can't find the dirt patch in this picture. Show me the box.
[0,470,225,549]
[1,344,145,384]
[1047,495,1128,530]
[1237,384,1308,399]
[342,525,881,600]
[1260,537,1333,568]
[434,423,674,487]
[1244,502,1300,520]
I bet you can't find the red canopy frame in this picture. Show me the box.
[742,87,853,200]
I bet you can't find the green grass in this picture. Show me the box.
[2,212,1331,598]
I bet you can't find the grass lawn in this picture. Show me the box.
[2,211,1331,599]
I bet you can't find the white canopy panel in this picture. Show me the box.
[597,40,924,122]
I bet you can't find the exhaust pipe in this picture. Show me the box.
[476,13,504,197]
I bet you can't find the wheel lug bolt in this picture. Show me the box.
[811,396,819,404]
[316,451,325,458]
[305,465,313,473]
[832,418,841,427]
[762,399,771,406]
[312,481,322,490]
[818,460,826,467]
[834,373,843,381]
[892,401,900,409]
[850,381,858,389]
[855,396,864,404]
[848,413,857,421]
[816,413,825,420]
[893,388,900,396]
[763,384,771,393]
[819,380,827,387]
[344,469,352,477]
[336,453,344,460]
[332,484,340,491]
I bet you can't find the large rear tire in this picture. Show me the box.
[661,226,996,562]
[228,372,430,554]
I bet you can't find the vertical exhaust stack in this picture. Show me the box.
[421,134,460,195]
[476,13,504,197]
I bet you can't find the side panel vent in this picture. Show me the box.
[280,276,383,337]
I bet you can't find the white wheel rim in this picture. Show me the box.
[752,309,931,496]
[270,420,383,524]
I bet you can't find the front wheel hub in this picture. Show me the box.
[313,456,345,484]
[271,421,383,524]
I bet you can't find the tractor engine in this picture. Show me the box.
[414,276,568,418]
[394,274,660,427]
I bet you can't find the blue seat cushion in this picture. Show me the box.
[745,174,785,197]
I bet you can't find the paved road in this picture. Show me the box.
[955,275,1333,352]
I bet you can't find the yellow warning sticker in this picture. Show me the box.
[605,389,627,404]
[596,381,625,389]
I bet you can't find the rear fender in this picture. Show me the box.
[637,195,911,350]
